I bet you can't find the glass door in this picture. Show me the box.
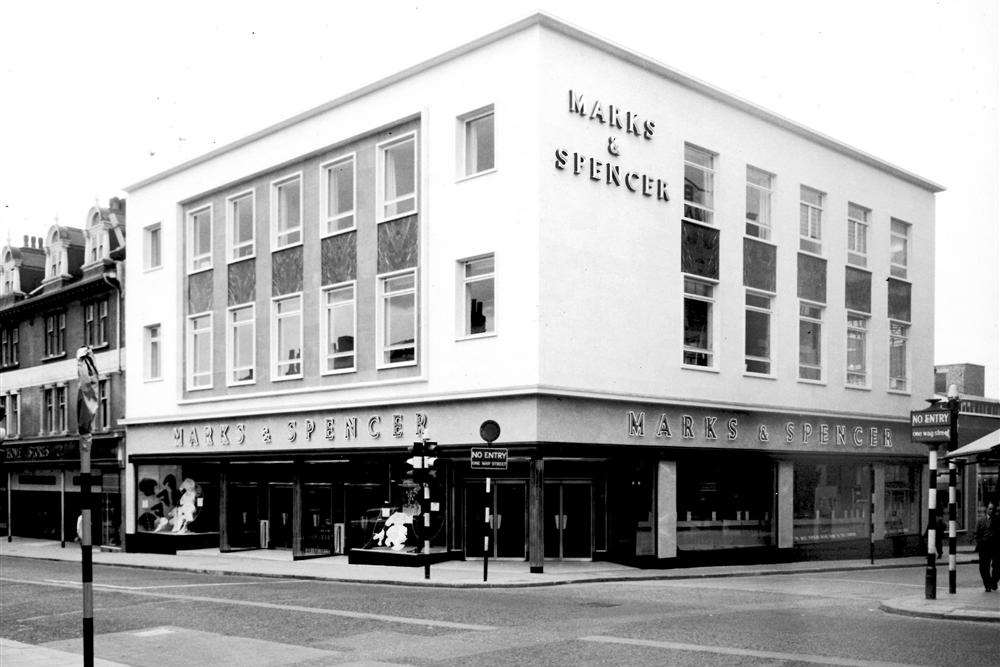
[302,483,334,556]
[495,482,527,559]
[268,484,293,549]
[544,482,593,560]
[228,482,262,549]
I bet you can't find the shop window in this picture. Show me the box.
[322,283,356,373]
[884,464,919,536]
[745,291,772,375]
[461,254,495,336]
[1,325,18,367]
[683,144,715,225]
[321,155,355,236]
[272,175,302,250]
[187,205,213,273]
[799,301,823,381]
[793,461,870,543]
[682,277,714,368]
[678,458,775,550]
[136,464,217,535]
[144,324,161,381]
[3,392,19,437]
[187,313,213,390]
[745,166,773,240]
[228,304,255,385]
[846,202,870,267]
[799,185,824,254]
[144,223,162,271]
[379,135,417,220]
[461,108,495,177]
[272,294,302,379]
[84,299,110,347]
[846,312,869,387]
[379,271,416,366]
[890,218,910,279]
[227,190,255,261]
[43,311,66,358]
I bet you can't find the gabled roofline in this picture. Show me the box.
[124,12,945,194]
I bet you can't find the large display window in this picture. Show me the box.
[884,464,919,536]
[793,461,869,543]
[677,458,774,550]
[136,464,217,534]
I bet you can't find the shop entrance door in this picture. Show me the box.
[228,483,262,549]
[467,480,527,559]
[267,485,293,549]
[544,482,592,560]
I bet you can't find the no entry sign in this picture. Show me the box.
[910,409,951,443]
[471,447,508,470]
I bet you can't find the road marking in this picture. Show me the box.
[15,599,167,623]
[818,576,924,589]
[3,577,496,632]
[133,628,175,637]
[579,636,924,667]
[42,577,309,591]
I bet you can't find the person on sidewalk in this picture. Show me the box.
[972,501,998,592]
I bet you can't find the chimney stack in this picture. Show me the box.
[23,235,29,247]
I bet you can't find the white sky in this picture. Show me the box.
[1,0,997,395]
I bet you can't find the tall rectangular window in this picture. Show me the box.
[890,219,910,279]
[144,324,161,381]
[847,203,870,267]
[379,135,416,220]
[799,186,824,254]
[96,379,110,430]
[682,277,714,367]
[228,190,255,260]
[683,144,715,225]
[321,156,355,235]
[744,291,772,374]
[0,326,17,367]
[380,271,416,365]
[463,110,495,176]
[322,283,356,373]
[55,386,67,432]
[745,166,773,240]
[44,312,66,357]
[144,223,162,270]
[4,392,19,437]
[187,313,213,390]
[462,255,495,336]
[272,174,302,249]
[84,299,109,347]
[43,388,54,433]
[799,302,823,380]
[228,304,255,385]
[889,321,909,391]
[272,294,302,379]
[846,312,869,387]
[188,206,212,273]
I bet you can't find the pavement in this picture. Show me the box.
[0,638,126,666]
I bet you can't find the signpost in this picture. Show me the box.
[77,348,100,667]
[911,406,953,600]
[476,421,502,582]
[910,409,951,442]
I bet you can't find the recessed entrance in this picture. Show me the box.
[466,480,527,559]
[544,481,592,560]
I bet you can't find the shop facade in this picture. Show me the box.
[122,15,940,568]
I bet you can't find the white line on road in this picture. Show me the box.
[42,577,310,590]
[579,635,925,667]
[3,577,497,632]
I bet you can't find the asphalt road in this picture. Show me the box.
[1,556,998,666]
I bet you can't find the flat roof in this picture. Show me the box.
[125,13,945,194]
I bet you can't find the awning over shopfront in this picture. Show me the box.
[943,427,1000,461]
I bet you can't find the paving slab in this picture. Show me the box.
[880,589,1000,623]
[0,637,126,667]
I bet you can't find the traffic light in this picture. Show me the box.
[405,440,438,484]
[424,441,439,481]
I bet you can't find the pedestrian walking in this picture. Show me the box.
[972,501,998,592]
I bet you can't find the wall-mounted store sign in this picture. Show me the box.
[625,410,896,449]
[555,89,669,203]
[170,412,429,448]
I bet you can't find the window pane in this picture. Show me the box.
[326,159,355,229]
[466,113,494,174]
[277,311,301,375]
[193,210,211,257]
[465,256,494,278]
[801,186,822,207]
[278,180,301,233]
[466,276,494,335]
[684,145,713,168]
[384,138,415,216]
[387,292,414,347]
[745,309,770,359]
[148,227,161,267]
[683,277,712,297]
[385,273,415,293]
[684,298,711,350]
[233,195,254,247]
[684,163,712,209]
[799,320,821,365]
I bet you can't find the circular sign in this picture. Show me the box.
[479,420,500,444]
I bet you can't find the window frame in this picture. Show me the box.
[890,218,911,279]
[84,298,110,348]
[96,378,110,431]
[681,275,717,370]
[459,106,496,179]
[42,387,54,434]
[226,189,256,263]
[845,310,871,389]
[187,204,213,274]
[745,166,774,240]
[3,392,20,438]
[744,289,774,377]
[459,253,496,339]
[43,311,66,359]
[144,323,162,382]
[1,325,18,367]
[377,269,418,369]
[320,281,357,375]
[376,132,419,223]
[799,186,825,255]
[143,223,162,271]
[888,320,910,393]
[271,292,304,381]
[798,300,825,383]
[847,202,870,267]
[55,385,67,433]
[319,153,357,238]
[225,302,256,386]
[270,172,304,251]
[683,143,716,226]
[186,311,214,391]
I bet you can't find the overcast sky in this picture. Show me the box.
[1,0,997,395]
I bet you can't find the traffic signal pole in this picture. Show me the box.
[484,477,491,582]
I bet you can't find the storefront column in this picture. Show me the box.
[60,469,66,548]
[777,461,794,548]
[529,456,544,574]
[219,463,229,552]
[873,464,886,540]
[656,460,677,559]
[291,460,304,559]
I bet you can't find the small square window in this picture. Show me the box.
[462,110,494,176]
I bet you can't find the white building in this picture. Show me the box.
[121,14,940,568]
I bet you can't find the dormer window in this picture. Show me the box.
[1,249,18,295]
[84,212,111,265]
[44,228,69,280]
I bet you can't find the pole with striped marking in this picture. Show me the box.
[484,477,491,582]
[925,446,938,600]
[948,461,957,594]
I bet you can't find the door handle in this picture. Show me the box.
[561,514,568,530]
[496,514,502,530]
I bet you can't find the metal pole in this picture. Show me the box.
[869,464,875,565]
[925,446,938,600]
[80,432,94,667]
[6,470,11,542]
[60,469,66,548]
[948,462,957,594]
[423,480,430,580]
[484,477,491,582]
